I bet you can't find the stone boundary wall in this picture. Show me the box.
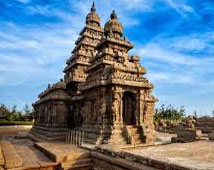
[196,117,214,133]
[0,125,32,130]
[0,125,32,138]
[93,146,193,170]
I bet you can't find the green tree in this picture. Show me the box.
[0,104,10,119]
[154,104,185,121]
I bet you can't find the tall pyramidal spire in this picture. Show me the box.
[79,10,157,145]
[64,2,103,96]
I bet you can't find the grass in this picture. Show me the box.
[0,120,33,126]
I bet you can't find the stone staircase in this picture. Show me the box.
[35,142,92,170]
[125,125,146,144]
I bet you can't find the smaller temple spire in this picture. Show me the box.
[110,10,117,19]
[91,1,96,12]
[104,10,123,37]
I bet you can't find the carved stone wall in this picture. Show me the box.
[32,4,157,145]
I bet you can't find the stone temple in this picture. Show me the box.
[31,2,158,146]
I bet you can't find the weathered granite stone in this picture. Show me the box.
[208,131,214,140]
[196,117,214,133]
[32,2,158,146]
[0,144,4,166]
[0,141,22,169]
[177,129,202,142]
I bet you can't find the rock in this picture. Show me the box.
[177,130,202,142]
[171,137,178,143]
[209,131,214,140]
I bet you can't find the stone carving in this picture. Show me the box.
[31,3,157,145]
[185,115,197,130]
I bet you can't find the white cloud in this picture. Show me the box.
[16,0,31,4]
[165,0,194,17]
[135,32,214,114]
[138,43,199,65]
[167,32,214,52]
[115,0,152,10]
[147,72,195,84]
[0,24,78,88]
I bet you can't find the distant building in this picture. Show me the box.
[31,2,158,145]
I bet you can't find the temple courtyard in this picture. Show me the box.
[0,128,214,170]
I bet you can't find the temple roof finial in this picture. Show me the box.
[86,1,100,25]
[91,1,96,12]
[110,10,117,19]
[104,10,123,37]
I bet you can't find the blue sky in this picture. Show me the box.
[0,0,214,115]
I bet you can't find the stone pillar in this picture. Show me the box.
[139,90,145,125]
[107,87,126,145]
[100,88,107,123]
[135,90,141,126]
[112,87,122,124]
[144,102,155,144]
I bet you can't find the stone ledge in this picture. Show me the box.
[35,143,90,163]
[0,141,22,169]
[94,146,194,170]
[92,152,156,170]
[0,145,4,166]
[61,158,91,169]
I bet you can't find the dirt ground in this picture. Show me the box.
[0,125,32,138]
[125,140,214,170]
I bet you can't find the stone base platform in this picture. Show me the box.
[0,141,22,169]
[35,142,92,169]
[30,126,67,141]
[0,138,59,170]
[1,133,214,170]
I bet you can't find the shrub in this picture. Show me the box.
[0,120,33,126]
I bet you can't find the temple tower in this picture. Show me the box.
[64,2,103,96]
[78,10,158,145]
[63,2,103,128]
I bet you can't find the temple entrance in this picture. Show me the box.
[122,91,136,125]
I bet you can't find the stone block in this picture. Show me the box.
[209,131,214,140]
[171,137,178,143]
[0,141,22,169]
[177,130,202,142]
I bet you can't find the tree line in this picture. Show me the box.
[154,104,185,121]
[0,104,35,121]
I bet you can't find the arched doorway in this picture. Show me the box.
[122,91,136,125]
